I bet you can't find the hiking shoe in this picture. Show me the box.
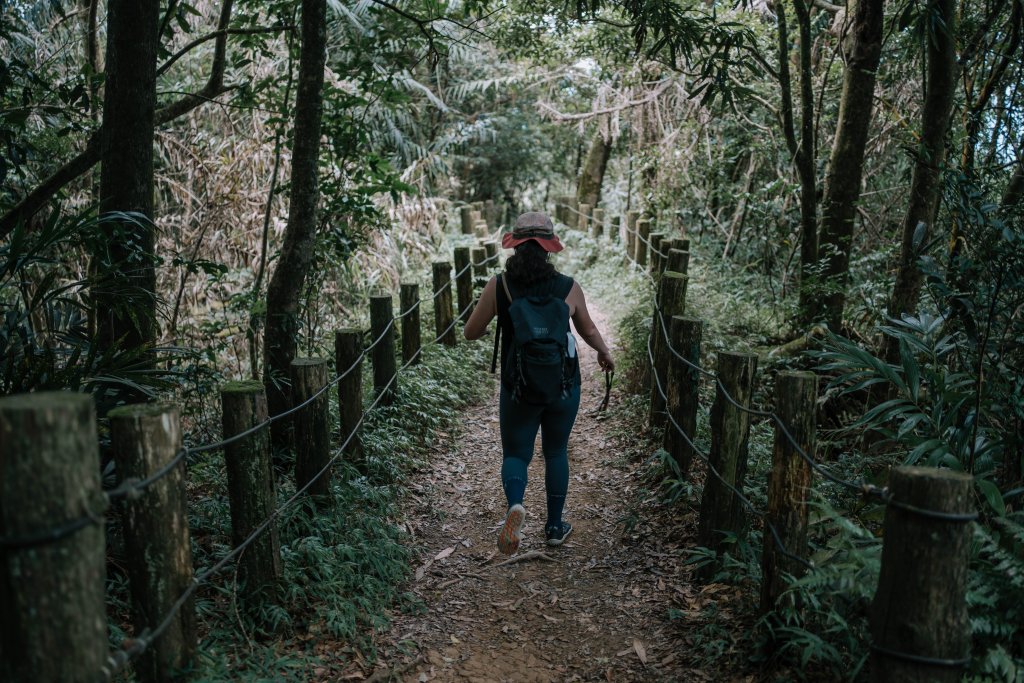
[545,522,573,547]
[497,504,526,555]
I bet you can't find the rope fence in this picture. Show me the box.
[561,200,978,676]
[0,240,502,682]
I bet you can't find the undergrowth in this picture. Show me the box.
[599,231,1024,681]
[107,340,493,681]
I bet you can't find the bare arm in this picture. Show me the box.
[463,276,497,341]
[568,282,615,372]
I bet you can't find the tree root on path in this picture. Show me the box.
[491,550,557,567]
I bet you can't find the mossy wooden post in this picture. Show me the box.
[400,282,421,365]
[578,203,591,233]
[454,247,473,322]
[760,371,817,614]
[611,215,621,242]
[568,197,580,229]
[291,358,332,498]
[635,218,651,266]
[109,404,196,682]
[626,210,640,258]
[667,248,690,275]
[432,261,456,346]
[460,206,474,235]
[220,381,282,594]
[485,199,496,227]
[472,246,488,278]
[649,272,689,428]
[0,393,106,682]
[870,467,974,683]
[591,207,605,238]
[334,329,363,458]
[649,232,667,277]
[696,352,758,582]
[370,291,397,405]
[663,317,702,478]
[483,240,498,267]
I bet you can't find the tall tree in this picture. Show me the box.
[883,0,959,361]
[576,130,612,209]
[777,0,819,325]
[93,0,160,353]
[263,0,328,446]
[817,0,885,330]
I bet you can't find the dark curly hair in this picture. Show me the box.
[505,239,557,288]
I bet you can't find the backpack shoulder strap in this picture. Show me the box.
[500,272,515,302]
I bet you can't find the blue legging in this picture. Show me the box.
[499,384,581,531]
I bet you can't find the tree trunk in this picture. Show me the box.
[576,130,612,209]
[263,0,327,448]
[793,0,819,325]
[883,0,958,361]
[94,0,160,354]
[817,0,884,331]
[777,0,819,325]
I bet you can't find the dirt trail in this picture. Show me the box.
[377,303,711,682]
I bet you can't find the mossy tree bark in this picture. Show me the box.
[817,0,885,330]
[577,131,606,209]
[882,0,958,364]
[263,0,328,449]
[776,0,819,326]
[94,0,160,356]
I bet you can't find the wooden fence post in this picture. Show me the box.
[663,316,702,478]
[472,246,488,279]
[400,282,421,365]
[291,358,332,499]
[667,248,690,275]
[483,240,498,267]
[649,232,667,277]
[591,207,605,238]
[578,203,591,233]
[650,271,689,428]
[220,381,282,594]
[460,206,474,235]
[109,404,196,682]
[454,247,473,322]
[568,197,580,229]
[626,210,640,259]
[611,215,621,242]
[335,329,363,459]
[696,352,758,582]
[432,261,456,346]
[760,371,817,614]
[0,392,107,681]
[370,291,397,404]
[870,467,974,683]
[635,218,651,266]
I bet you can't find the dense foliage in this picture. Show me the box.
[1,0,1021,679]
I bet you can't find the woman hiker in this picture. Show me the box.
[463,211,614,555]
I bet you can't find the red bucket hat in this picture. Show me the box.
[501,212,564,253]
